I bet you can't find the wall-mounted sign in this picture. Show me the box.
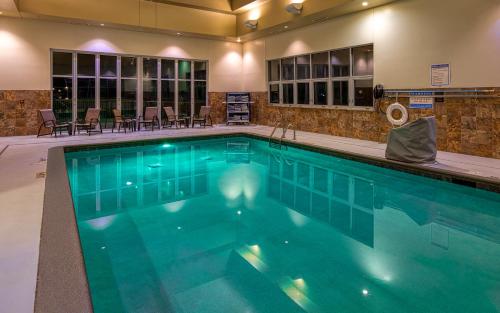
[409,91,434,109]
[431,63,450,86]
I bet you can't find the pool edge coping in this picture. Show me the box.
[35,146,93,313]
[35,131,500,313]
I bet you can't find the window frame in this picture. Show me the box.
[266,44,374,110]
[50,49,209,125]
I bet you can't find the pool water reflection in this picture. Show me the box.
[66,137,500,313]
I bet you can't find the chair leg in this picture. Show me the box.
[37,124,43,138]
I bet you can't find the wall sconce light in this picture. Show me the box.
[244,19,258,30]
[286,2,303,15]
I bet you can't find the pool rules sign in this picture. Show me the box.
[431,63,450,86]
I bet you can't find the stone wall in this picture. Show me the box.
[209,90,500,159]
[0,90,51,136]
[1,90,498,159]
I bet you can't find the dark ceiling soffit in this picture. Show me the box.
[230,0,256,11]
[146,0,236,15]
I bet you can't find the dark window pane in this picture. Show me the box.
[281,57,294,81]
[269,84,280,104]
[121,57,137,78]
[297,82,309,104]
[296,55,310,80]
[100,55,117,77]
[194,61,207,80]
[331,49,350,77]
[312,52,328,78]
[77,54,95,76]
[161,80,174,106]
[178,81,191,116]
[314,81,327,105]
[143,58,158,79]
[283,83,294,104]
[353,44,374,76]
[354,79,373,107]
[121,79,137,117]
[194,81,207,114]
[77,78,95,119]
[333,81,349,106]
[52,77,72,122]
[100,79,117,127]
[161,59,175,79]
[178,60,191,80]
[143,79,157,108]
[52,52,73,76]
[268,60,280,81]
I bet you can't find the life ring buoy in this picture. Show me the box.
[386,102,408,126]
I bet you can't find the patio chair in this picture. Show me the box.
[75,108,102,136]
[162,106,186,128]
[112,109,135,133]
[192,106,213,128]
[138,107,160,131]
[37,109,71,137]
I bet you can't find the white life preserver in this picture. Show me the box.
[386,102,408,126]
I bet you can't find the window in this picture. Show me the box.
[267,44,374,108]
[52,77,72,122]
[283,83,294,104]
[77,53,95,119]
[281,57,294,81]
[314,82,327,105]
[178,60,191,116]
[296,55,310,80]
[100,78,116,127]
[142,58,158,117]
[100,55,117,127]
[51,51,208,125]
[52,52,73,122]
[53,52,72,76]
[100,55,117,77]
[352,44,373,76]
[312,52,329,79]
[121,56,137,118]
[354,79,374,107]
[194,61,207,80]
[333,81,349,106]
[268,60,280,82]
[269,84,280,104]
[331,49,350,78]
[194,61,207,115]
[297,82,310,105]
[161,59,175,120]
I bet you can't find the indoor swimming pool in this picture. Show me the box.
[65,136,500,313]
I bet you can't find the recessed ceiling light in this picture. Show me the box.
[237,37,241,42]
[284,25,289,29]
[100,23,104,26]
[176,32,182,36]
[362,1,369,6]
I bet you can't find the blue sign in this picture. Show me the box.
[409,91,434,109]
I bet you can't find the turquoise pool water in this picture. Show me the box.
[65,136,500,313]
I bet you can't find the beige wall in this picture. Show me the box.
[0,17,243,91]
[2,0,500,92]
[243,0,500,91]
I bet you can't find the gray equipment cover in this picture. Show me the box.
[385,116,437,163]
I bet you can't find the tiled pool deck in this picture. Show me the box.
[1,125,499,313]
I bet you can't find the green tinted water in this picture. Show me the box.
[65,136,500,313]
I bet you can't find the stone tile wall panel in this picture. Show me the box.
[210,89,499,159]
